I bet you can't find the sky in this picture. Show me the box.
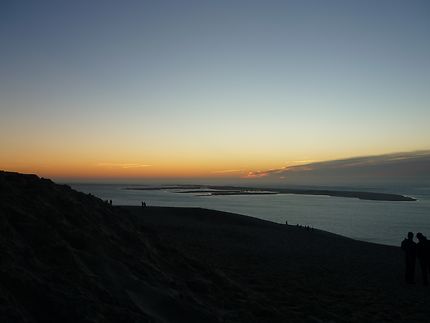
[1,0,429,183]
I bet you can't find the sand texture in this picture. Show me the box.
[0,171,429,322]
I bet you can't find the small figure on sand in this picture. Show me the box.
[416,232,430,285]
[141,201,146,207]
[401,232,416,284]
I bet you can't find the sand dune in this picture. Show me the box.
[125,206,430,322]
[0,171,429,322]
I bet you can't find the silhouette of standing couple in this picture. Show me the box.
[401,232,430,285]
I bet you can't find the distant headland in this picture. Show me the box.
[125,185,416,202]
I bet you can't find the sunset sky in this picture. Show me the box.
[1,1,429,182]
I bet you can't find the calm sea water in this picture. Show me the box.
[69,183,430,247]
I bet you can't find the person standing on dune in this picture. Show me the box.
[401,232,417,284]
[416,232,430,285]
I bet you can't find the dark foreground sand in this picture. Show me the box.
[124,206,430,322]
[1,171,429,322]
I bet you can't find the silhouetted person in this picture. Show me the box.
[416,232,430,285]
[401,232,416,284]
[109,199,112,206]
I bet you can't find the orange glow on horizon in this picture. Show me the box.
[2,145,427,181]
[1,157,308,180]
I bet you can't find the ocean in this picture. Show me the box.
[69,183,430,247]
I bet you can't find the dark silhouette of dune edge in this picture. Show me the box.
[1,171,429,322]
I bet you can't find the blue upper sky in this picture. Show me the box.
[1,0,429,180]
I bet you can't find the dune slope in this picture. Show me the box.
[0,172,224,322]
[1,171,429,322]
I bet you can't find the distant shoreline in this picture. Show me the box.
[124,185,416,202]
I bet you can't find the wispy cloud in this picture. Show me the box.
[245,150,430,184]
[289,160,316,165]
[303,150,430,172]
[244,168,284,178]
[244,160,316,178]
[212,169,243,174]
[97,163,152,169]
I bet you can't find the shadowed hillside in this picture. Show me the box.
[0,171,228,322]
[1,171,430,322]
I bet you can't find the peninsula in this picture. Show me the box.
[125,185,416,201]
